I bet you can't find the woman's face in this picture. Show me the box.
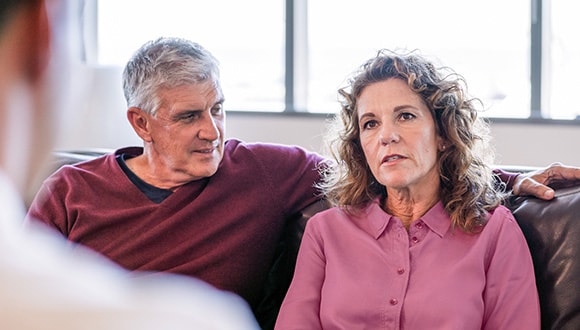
[357,78,442,194]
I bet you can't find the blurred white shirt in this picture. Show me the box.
[0,172,259,330]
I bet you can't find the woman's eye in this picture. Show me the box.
[400,112,416,121]
[362,120,378,129]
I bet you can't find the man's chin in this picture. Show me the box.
[190,161,221,179]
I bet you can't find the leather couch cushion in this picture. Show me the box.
[507,186,580,330]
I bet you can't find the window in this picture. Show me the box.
[92,0,577,119]
[95,0,285,112]
[546,1,580,119]
[307,0,529,117]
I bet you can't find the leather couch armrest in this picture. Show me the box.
[506,185,580,329]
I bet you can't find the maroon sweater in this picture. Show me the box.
[27,139,324,311]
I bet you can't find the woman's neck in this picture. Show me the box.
[384,187,440,229]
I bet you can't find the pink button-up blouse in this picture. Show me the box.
[275,199,540,330]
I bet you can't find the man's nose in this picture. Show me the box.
[198,115,220,141]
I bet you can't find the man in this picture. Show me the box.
[1,1,259,329]
[28,36,324,328]
[27,36,580,329]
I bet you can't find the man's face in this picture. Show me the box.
[144,80,226,184]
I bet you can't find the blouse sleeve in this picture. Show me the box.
[482,207,540,330]
[275,217,326,330]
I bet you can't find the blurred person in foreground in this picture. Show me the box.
[276,50,540,329]
[26,36,580,329]
[0,1,259,329]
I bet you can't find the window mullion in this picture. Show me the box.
[530,0,542,118]
[284,0,308,112]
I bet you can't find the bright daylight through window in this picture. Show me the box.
[94,0,579,120]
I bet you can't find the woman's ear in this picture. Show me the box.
[437,136,448,152]
[127,107,153,142]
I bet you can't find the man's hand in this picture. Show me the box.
[512,162,580,200]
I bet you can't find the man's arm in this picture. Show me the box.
[511,163,580,200]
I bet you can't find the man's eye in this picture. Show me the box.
[179,112,200,121]
[212,104,224,115]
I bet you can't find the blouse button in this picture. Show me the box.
[415,222,423,229]
[412,236,419,243]
[390,298,398,305]
[397,268,405,275]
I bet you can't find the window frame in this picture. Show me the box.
[85,0,580,124]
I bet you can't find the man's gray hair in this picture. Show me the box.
[122,37,220,115]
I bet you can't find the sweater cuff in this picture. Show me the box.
[493,168,520,191]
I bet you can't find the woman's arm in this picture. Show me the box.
[482,207,540,330]
[275,220,326,330]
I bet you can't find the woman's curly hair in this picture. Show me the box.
[319,49,506,233]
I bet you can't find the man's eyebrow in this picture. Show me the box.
[171,109,201,119]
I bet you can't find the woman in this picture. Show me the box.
[275,50,540,329]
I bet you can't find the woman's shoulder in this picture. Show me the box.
[308,206,347,224]
[487,204,517,223]
[306,202,381,236]
[483,204,523,237]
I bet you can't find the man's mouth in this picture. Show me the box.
[194,142,220,154]
[195,148,215,154]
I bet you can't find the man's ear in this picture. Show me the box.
[127,107,153,142]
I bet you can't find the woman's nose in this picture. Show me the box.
[379,126,399,145]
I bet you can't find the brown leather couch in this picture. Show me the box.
[506,185,580,329]
[35,151,580,330]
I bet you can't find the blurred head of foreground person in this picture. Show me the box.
[0,1,259,329]
[0,0,54,199]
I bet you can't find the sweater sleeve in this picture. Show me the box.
[26,168,71,236]
[250,143,326,217]
[493,168,520,191]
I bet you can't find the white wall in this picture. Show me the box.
[226,115,580,167]
[55,67,580,168]
[490,122,580,167]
